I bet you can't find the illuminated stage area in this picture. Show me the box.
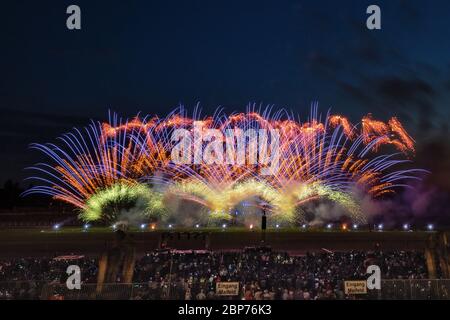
[23,106,425,228]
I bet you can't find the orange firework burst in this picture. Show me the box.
[23,105,424,225]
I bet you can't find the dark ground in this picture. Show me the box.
[0,227,437,258]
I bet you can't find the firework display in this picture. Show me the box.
[23,105,425,226]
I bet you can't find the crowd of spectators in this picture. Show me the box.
[0,248,430,300]
[131,248,429,300]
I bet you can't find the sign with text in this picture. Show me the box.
[216,282,240,296]
[344,281,367,295]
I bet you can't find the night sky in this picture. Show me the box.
[1,0,450,196]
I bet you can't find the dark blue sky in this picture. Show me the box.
[1,0,450,185]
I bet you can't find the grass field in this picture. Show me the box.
[0,225,439,258]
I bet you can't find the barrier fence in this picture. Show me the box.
[1,279,450,300]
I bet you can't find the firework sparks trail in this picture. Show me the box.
[23,104,425,225]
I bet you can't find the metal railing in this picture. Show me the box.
[377,279,450,300]
[1,279,450,300]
